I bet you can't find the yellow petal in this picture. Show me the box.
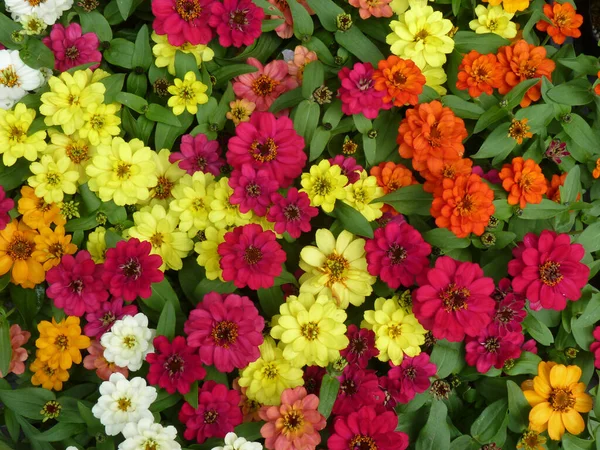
[562,409,585,436]
[574,392,593,413]
[529,403,552,426]
[524,390,547,407]
[549,364,568,388]
[533,377,552,398]
[564,365,582,386]
[547,411,565,441]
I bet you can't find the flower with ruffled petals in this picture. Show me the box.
[227,99,256,125]
[343,171,385,222]
[536,1,582,45]
[152,0,213,46]
[338,62,391,119]
[340,325,379,369]
[32,225,77,271]
[209,0,265,48]
[82,340,128,381]
[388,353,437,403]
[43,23,101,72]
[499,157,547,209]
[457,50,503,98]
[36,316,90,370]
[229,166,278,217]
[373,55,425,106]
[213,432,263,450]
[0,219,44,289]
[300,159,349,213]
[151,31,214,76]
[121,418,181,450]
[329,155,363,185]
[84,298,138,339]
[168,71,209,116]
[465,323,523,373]
[493,292,526,332]
[285,45,318,83]
[333,366,384,416]
[18,186,64,230]
[0,324,30,377]
[470,5,517,39]
[422,157,473,195]
[101,313,155,372]
[30,357,70,391]
[169,133,224,176]
[267,188,318,239]
[545,139,569,164]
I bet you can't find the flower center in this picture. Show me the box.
[313,176,332,196]
[43,364,55,376]
[440,283,470,312]
[122,335,137,349]
[554,13,568,28]
[282,409,305,434]
[518,172,535,191]
[165,354,185,375]
[323,252,349,286]
[484,337,500,353]
[142,439,158,450]
[283,204,300,221]
[117,397,132,412]
[387,244,407,265]
[392,71,407,86]
[349,434,378,450]
[456,194,475,216]
[519,63,538,79]
[48,243,65,260]
[539,260,563,286]
[300,322,319,341]
[472,65,491,82]
[120,257,142,279]
[388,324,403,339]
[356,77,373,91]
[404,366,417,380]
[195,156,207,171]
[262,362,279,379]
[250,138,278,162]
[211,320,239,348]
[487,18,498,31]
[46,172,62,187]
[66,141,90,164]
[549,388,575,412]
[150,233,164,248]
[340,379,358,396]
[245,182,261,198]
[154,176,175,200]
[0,65,20,88]
[495,306,515,323]
[8,125,26,143]
[251,74,279,96]
[243,245,263,265]
[7,236,35,260]
[414,29,429,41]
[89,114,105,130]
[349,337,367,355]
[65,46,80,61]
[427,123,442,147]
[175,0,202,21]
[69,278,84,294]
[229,9,249,28]
[116,161,132,180]
[101,312,116,326]
[509,119,531,142]
[192,198,205,211]
[353,187,368,204]
[55,334,69,351]
[442,165,456,179]
[179,86,196,100]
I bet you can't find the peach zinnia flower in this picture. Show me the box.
[349,0,393,20]
[17,186,65,230]
[430,173,495,238]
[0,219,44,288]
[373,55,426,106]
[0,324,31,377]
[456,51,503,98]
[496,40,556,108]
[421,157,473,194]
[259,386,326,450]
[536,2,583,45]
[83,340,128,381]
[499,157,547,209]
[286,45,318,83]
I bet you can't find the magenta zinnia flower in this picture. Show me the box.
[228,166,278,216]
[233,57,297,111]
[169,134,224,176]
[151,0,213,46]
[0,186,14,231]
[590,327,600,369]
[46,250,109,317]
[328,405,409,450]
[333,366,384,416]
[101,238,164,302]
[413,256,496,342]
[228,111,306,188]
[493,292,526,333]
[388,353,437,404]
[338,62,391,119]
[508,230,590,311]
[218,224,286,290]
[184,292,264,372]
[522,339,538,354]
[267,188,318,238]
[328,155,363,184]
[209,0,265,48]
[365,221,432,290]
[465,323,524,373]
[84,298,138,339]
[340,325,379,369]
[178,381,242,444]
[42,23,101,72]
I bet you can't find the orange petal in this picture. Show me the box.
[548,411,565,440]
[529,403,552,426]
[562,409,585,435]
[549,364,568,388]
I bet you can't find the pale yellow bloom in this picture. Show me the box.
[208,177,253,230]
[169,172,216,236]
[167,71,209,116]
[151,32,214,76]
[143,148,186,209]
[343,171,384,222]
[470,5,517,39]
[0,103,47,166]
[80,103,122,146]
[28,154,79,204]
[46,130,95,183]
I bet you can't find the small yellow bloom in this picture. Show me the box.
[46,130,95,183]
[151,32,214,76]
[87,226,107,263]
[517,429,546,450]
[226,99,256,125]
[208,177,253,230]
[32,225,77,271]
[300,159,348,213]
[144,148,186,208]
[18,186,65,230]
[80,103,122,146]
[343,171,384,222]
[169,171,216,236]
[28,154,79,204]
[0,103,47,166]
[194,226,226,280]
[167,71,209,116]
[483,0,529,14]
[30,356,70,391]
[35,316,90,370]
[470,4,517,39]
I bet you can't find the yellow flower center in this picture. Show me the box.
[117,397,132,412]
[179,85,195,101]
[203,409,219,424]
[518,172,535,191]
[0,65,20,88]
[313,176,332,196]
[150,232,164,248]
[8,125,26,143]
[122,335,137,349]
[456,194,475,216]
[539,261,563,287]
[55,334,69,351]
[66,141,90,164]
[250,138,278,163]
[46,172,62,187]
[192,198,205,211]
[175,0,202,22]
[349,435,378,450]
[67,94,80,107]
[554,13,568,28]
[89,114,105,130]
[154,176,174,200]
[262,362,279,380]
[116,161,132,180]
[143,439,158,450]
[251,74,279,96]
[300,322,319,341]
[388,324,403,339]
[282,409,305,435]
[7,235,35,260]
[549,388,575,412]
[414,29,429,41]
[488,19,498,31]
[323,252,349,286]
[509,119,531,142]
[211,320,239,348]
[440,283,470,312]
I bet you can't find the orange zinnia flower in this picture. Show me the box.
[536,2,583,45]
[430,173,495,238]
[496,40,556,108]
[595,71,600,96]
[18,186,65,230]
[499,157,547,209]
[373,56,426,106]
[456,51,503,98]
[32,225,77,271]
[0,219,44,288]
[370,162,418,213]
[547,173,581,203]
[398,101,468,172]
[593,158,600,179]
[421,157,474,194]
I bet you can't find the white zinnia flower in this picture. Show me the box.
[100,313,156,372]
[0,49,44,110]
[92,373,157,436]
[4,0,74,26]
[212,433,263,450]
[119,418,181,450]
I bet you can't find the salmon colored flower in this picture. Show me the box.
[0,324,30,377]
[421,157,473,195]
[373,56,426,106]
[349,0,393,20]
[83,340,129,381]
[499,157,547,209]
[456,51,503,98]
[32,225,77,271]
[593,158,600,179]
[286,45,318,83]
[0,219,44,288]
[536,2,583,45]
[508,118,533,145]
[18,186,65,230]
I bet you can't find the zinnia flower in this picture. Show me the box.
[508,118,533,145]
[209,0,265,48]
[36,316,90,370]
[370,162,417,195]
[457,50,503,98]
[229,166,278,216]
[151,31,214,76]
[329,155,364,185]
[465,323,523,373]
[30,357,70,391]
[82,340,128,381]
[0,219,44,289]
[267,188,318,238]
[121,418,181,450]
[343,171,385,222]
[169,133,224,176]
[28,153,79,204]
[333,366,384,416]
[32,225,77,271]
[227,98,256,125]
[300,159,349,213]
[388,353,437,403]
[100,313,155,372]
[421,157,473,195]
[0,324,30,377]
[536,1,582,45]
[213,432,263,450]
[484,0,529,14]
[168,71,209,116]
[373,55,425,106]
[84,298,138,339]
[169,172,216,237]
[499,157,547,209]
[17,186,64,232]
[0,186,14,231]
[591,326,600,369]
[470,4,517,39]
[337,62,391,119]
[493,292,526,332]
[151,0,213,46]
[42,23,101,72]
[545,139,570,164]
[285,45,318,83]
[340,325,379,368]
[0,103,47,166]
[349,0,393,19]
[4,0,72,26]
[0,50,44,110]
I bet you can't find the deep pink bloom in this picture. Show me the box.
[376,211,407,228]
[151,0,214,46]
[522,339,538,354]
[218,224,286,290]
[333,366,384,416]
[233,57,297,111]
[101,238,164,302]
[590,327,600,368]
[178,381,242,444]
[465,323,524,373]
[509,231,590,311]
[493,293,526,333]
[377,375,401,412]
[46,251,109,317]
[413,256,496,342]
[184,292,264,372]
[42,23,101,72]
[209,0,265,48]
[0,186,14,231]
[338,62,391,119]
[146,336,206,394]
[84,298,138,339]
[472,166,501,184]
[169,134,224,176]
[365,221,432,290]
[228,166,278,216]
[303,366,326,395]
[228,111,306,188]
[388,353,437,403]
[340,325,379,368]
[328,155,364,184]
[328,405,409,450]
[267,188,318,238]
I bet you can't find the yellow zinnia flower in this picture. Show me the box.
[299,229,375,309]
[0,103,47,166]
[144,148,186,208]
[271,292,349,367]
[522,361,593,440]
[87,226,107,263]
[80,103,122,146]
[0,219,44,288]
[167,71,209,116]
[35,316,90,370]
[208,177,253,230]
[28,154,79,204]
[194,226,226,280]
[46,130,95,183]
[517,429,547,450]
[483,0,529,14]
[30,356,70,391]
[300,160,348,213]
[343,171,384,222]
[419,63,448,95]
[470,5,517,39]
[169,171,216,236]
[151,32,214,76]
[32,225,77,271]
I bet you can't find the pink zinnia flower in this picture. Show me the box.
[328,405,409,450]
[152,0,213,46]
[377,375,401,412]
[84,298,138,339]
[376,211,407,228]
[413,256,496,342]
[0,186,14,231]
[209,0,265,48]
[228,166,278,216]
[0,324,30,377]
[365,221,432,290]
[340,325,379,368]
[101,238,164,302]
[82,340,128,381]
[465,323,524,373]
[178,381,242,444]
[522,339,538,354]
[233,57,297,111]
[493,292,526,333]
[46,250,109,317]
[472,166,501,184]
[42,23,101,72]
[184,292,264,372]
[267,188,318,238]
[259,386,326,450]
[328,155,364,184]
[169,134,224,176]
[333,366,384,416]
[388,353,437,403]
[338,62,391,119]
[348,0,393,19]
[227,111,306,188]
[303,366,326,395]
[591,327,600,368]
[285,45,318,83]
[146,335,206,394]
[266,0,313,39]
[218,224,286,290]
[508,230,590,311]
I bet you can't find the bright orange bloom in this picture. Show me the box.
[499,157,547,209]
[595,71,600,96]
[536,2,583,45]
[430,173,495,238]
[17,186,65,230]
[36,316,90,370]
[421,157,473,194]
[547,173,581,203]
[373,56,426,107]
[32,225,77,271]
[496,40,556,107]
[456,51,503,98]
[0,219,44,288]
[370,162,418,214]
[593,158,600,179]
[508,118,533,145]
[398,101,468,172]
[30,356,70,391]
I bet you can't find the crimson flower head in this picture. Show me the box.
[388,353,437,404]
[590,327,600,369]
[209,0,265,48]
[169,134,224,176]
[328,155,364,184]
[340,325,379,369]
[101,238,164,302]
[0,186,14,231]
[303,366,327,395]
[465,323,524,373]
[184,292,264,372]
[152,0,214,46]
[267,188,318,239]
[333,366,384,416]
[228,166,278,217]
[42,23,101,72]
[84,298,138,339]
[493,292,526,333]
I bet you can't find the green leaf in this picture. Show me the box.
[0,13,21,49]
[0,158,30,191]
[79,11,112,42]
[377,185,433,216]
[174,50,200,79]
[145,104,182,127]
[450,436,480,450]
[9,285,41,328]
[416,401,451,450]
[0,316,11,377]
[559,165,580,205]
[558,55,600,76]
[309,127,331,161]
[145,278,180,313]
[14,415,54,450]
[116,0,134,19]
[100,73,126,104]
[506,380,530,433]
[523,311,554,345]
[115,92,148,114]
[269,87,304,113]
[441,96,485,119]
[474,105,508,133]
[470,398,508,444]
[547,79,594,106]
[77,401,103,435]
[514,104,555,134]
[418,85,441,103]
[156,300,176,340]
[262,18,285,32]
[34,423,86,442]
[132,25,152,70]
[423,228,470,250]
[233,422,263,442]
[453,31,509,54]
[335,26,384,66]
[103,38,134,69]
[212,64,258,88]
[103,229,123,248]
[562,113,599,155]
[503,78,541,110]
[20,38,55,70]
[317,374,339,419]
[287,0,314,38]
[302,61,324,99]
[430,339,465,378]
[472,123,515,159]
[576,222,600,253]
[561,434,594,450]
[150,388,182,413]
[183,381,199,409]
[518,200,567,220]
[4,408,20,443]
[0,388,55,420]
[574,293,600,328]
[292,99,319,142]
[305,0,344,32]
[257,286,284,318]
[333,201,374,238]
[503,351,542,376]
[193,278,236,300]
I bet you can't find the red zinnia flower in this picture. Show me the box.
[590,327,600,369]
[413,256,496,342]
[267,188,318,239]
[178,381,242,444]
[101,238,164,302]
[328,155,364,185]
[0,186,14,231]
[42,23,101,72]
[184,292,264,372]
[493,292,526,333]
[83,298,138,339]
[508,230,589,311]
[209,0,265,48]
[152,0,213,46]
[169,134,224,176]
[228,166,279,217]
[388,353,437,404]
[340,325,379,369]
[465,323,524,373]
[46,250,109,317]
[303,366,327,395]
[333,366,384,416]
[227,111,306,188]
[338,62,391,119]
